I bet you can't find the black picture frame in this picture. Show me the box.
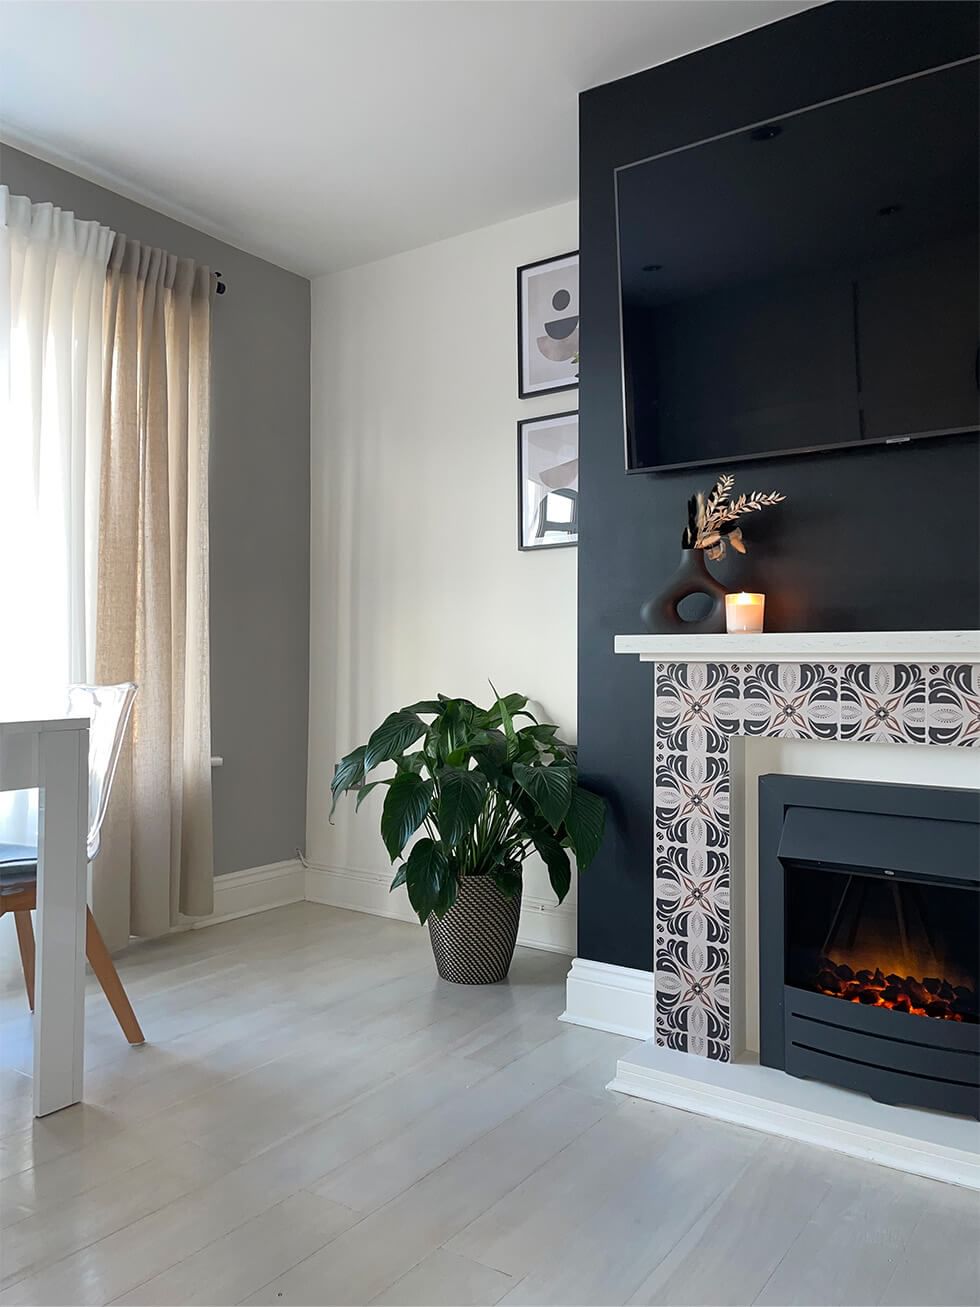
[517,251,579,399]
[517,410,579,552]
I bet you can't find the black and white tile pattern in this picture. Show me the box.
[653,660,979,1061]
[928,664,980,747]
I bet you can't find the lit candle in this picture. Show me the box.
[725,592,765,634]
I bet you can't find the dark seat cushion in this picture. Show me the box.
[0,843,39,884]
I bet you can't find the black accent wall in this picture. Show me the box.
[576,2,980,974]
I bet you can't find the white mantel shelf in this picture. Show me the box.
[614,630,980,664]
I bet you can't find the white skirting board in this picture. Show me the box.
[609,1042,980,1190]
[188,859,306,928]
[186,860,574,955]
[303,863,577,956]
[559,957,655,1040]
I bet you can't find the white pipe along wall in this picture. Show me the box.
[307,200,580,954]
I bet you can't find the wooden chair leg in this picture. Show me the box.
[13,912,36,1013]
[85,908,144,1045]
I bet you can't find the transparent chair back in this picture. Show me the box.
[66,683,138,862]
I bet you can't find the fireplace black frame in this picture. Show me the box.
[759,775,980,1118]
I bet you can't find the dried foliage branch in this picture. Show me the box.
[681,474,786,561]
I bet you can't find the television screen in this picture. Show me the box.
[617,59,980,472]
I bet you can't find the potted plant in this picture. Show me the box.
[330,691,605,983]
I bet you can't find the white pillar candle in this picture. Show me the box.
[725,592,765,633]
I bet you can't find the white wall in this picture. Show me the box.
[307,201,579,953]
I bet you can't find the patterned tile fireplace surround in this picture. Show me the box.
[568,632,980,1186]
[652,655,979,1062]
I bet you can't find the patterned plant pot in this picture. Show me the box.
[427,874,522,984]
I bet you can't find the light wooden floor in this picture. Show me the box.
[0,902,977,1307]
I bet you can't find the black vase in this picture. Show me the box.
[641,548,727,634]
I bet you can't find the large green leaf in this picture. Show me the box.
[490,860,524,900]
[519,723,558,746]
[355,778,392,811]
[364,711,426,773]
[564,786,606,872]
[531,828,571,904]
[516,724,576,764]
[470,729,508,783]
[447,727,502,769]
[401,838,453,924]
[428,700,482,766]
[436,767,487,846]
[432,867,458,917]
[483,692,529,726]
[490,688,520,760]
[512,762,574,830]
[402,700,444,716]
[330,745,365,816]
[380,773,434,860]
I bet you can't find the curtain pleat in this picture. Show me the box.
[93,236,214,946]
[0,186,113,686]
[0,187,113,843]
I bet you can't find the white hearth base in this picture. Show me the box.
[609,1042,980,1190]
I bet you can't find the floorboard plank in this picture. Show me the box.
[0,1143,230,1295]
[243,1085,610,1306]
[752,1165,947,1307]
[495,1113,763,1306]
[370,1249,515,1306]
[627,1139,836,1305]
[111,1192,357,1307]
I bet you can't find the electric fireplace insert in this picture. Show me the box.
[759,776,980,1119]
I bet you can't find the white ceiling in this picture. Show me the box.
[0,0,817,278]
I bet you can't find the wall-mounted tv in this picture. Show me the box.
[617,59,980,473]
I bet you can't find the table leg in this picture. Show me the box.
[33,725,88,1116]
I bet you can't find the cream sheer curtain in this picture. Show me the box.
[0,186,113,841]
[92,238,215,948]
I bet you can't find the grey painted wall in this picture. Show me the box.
[2,145,311,877]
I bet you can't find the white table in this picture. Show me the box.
[0,714,89,1116]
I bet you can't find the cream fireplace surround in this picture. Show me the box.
[561,631,980,1188]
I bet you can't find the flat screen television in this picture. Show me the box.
[617,59,980,472]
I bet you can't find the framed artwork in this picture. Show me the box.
[518,411,579,551]
[517,251,579,398]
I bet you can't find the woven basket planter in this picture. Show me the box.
[427,874,522,984]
